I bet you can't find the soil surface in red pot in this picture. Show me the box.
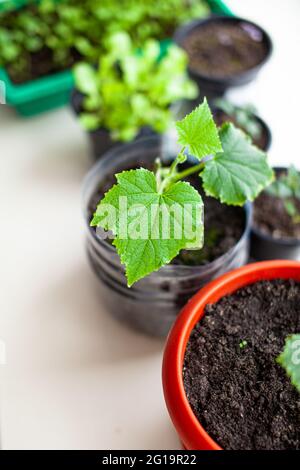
[213,109,267,151]
[183,22,268,78]
[253,192,300,240]
[183,279,300,450]
[88,166,245,266]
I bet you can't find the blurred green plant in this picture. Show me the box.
[266,166,300,224]
[214,98,262,141]
[73,33,198,141]
[0,0,209,83]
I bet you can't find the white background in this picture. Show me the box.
[0,0,299,450]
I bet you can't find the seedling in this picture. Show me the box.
[239,340,248,349]
[277,334,300,393]
[214,98,262,140]
[0,0,209,83]
[91,99,274,286]
[74,33,197,141]
[266,166,300,224]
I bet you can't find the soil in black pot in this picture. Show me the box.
[183,279,300,450]
[88,165,245,266]
[213,108,267,151]
[253,192,300,240]
[183,21,268,78]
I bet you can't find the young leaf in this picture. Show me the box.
[201,123,274,206]
[91,169,203,286]
[73,63,98,96]
[277,334,300,393]
[175,99,222,159]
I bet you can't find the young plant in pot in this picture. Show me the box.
[174,15,272,98]
[251,166,300,260]
[163,260,300,450]
[72,32,198,159]
[212,98,272,151]
[84,99,273,336]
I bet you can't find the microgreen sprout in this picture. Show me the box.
[214,98,262,140]
[266,165,300,224]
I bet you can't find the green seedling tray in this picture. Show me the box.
[0,0,233,117]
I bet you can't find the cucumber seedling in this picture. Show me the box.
[91,99,274,286]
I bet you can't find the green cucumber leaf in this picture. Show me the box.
[91,169,203,286]
[175,98,222,159]
[201,123,274,206]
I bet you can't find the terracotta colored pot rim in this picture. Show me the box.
[162,260,300,450]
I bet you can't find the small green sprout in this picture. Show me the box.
[239,340,248,349]
[266,165,300,224]
[214,98,262,140]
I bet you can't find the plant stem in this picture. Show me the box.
[172,162,205,182]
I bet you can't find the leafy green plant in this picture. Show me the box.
[0,0,209,83]
[73,33,197,141]
[266,166,300,224]
[91,99,274,286]
[277,334,300,393]
[214,98,262,140]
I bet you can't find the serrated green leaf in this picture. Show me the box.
[175,98,222,159]
[201,123,274,206]
[92,169,203,286]
[277,334,300,393]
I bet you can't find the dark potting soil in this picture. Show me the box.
[183,279,300,450]
[213,109,267,151]
[88,166,245,266]
[253,191,300,240]
[183,22,268,78]
[7,46,80,84]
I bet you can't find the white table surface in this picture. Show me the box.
[0,0,299,450]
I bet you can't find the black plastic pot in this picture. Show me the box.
[251,167,300,261]
[83,136,252,337]
[71,89,156,160]
[174,16,273,97]
[211,106,272,151]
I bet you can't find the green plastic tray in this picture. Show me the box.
[0,0,233,117]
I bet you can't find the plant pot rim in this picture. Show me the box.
[211,104,272,151]
[82,136,252,279]
[252,166,300,247]
[162,260,300,450]
[174,15,273,85]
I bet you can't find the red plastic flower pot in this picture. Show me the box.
[162,260,300,450]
